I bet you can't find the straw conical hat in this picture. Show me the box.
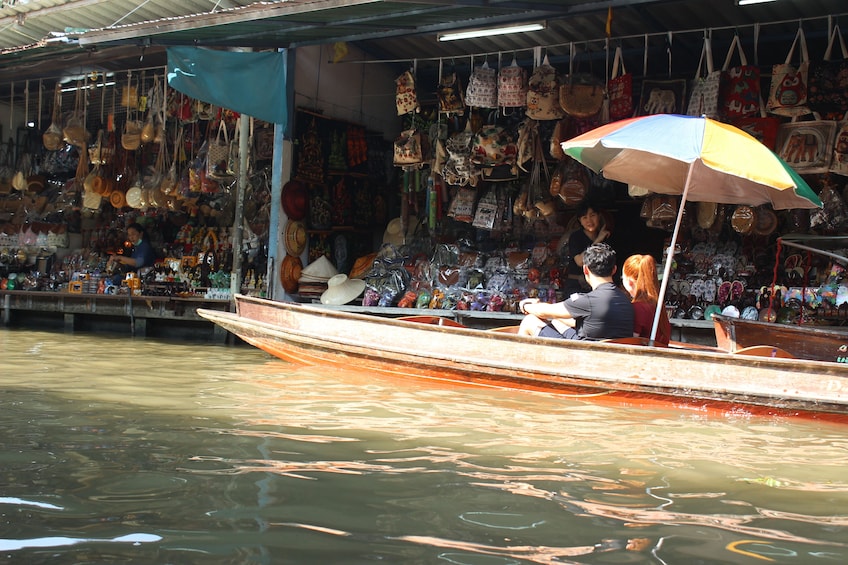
[300,255,338,281]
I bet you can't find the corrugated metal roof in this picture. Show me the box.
[0,0,845,92]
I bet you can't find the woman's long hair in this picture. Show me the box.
[623,254,660,304]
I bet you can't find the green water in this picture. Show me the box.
[0,327,846,564]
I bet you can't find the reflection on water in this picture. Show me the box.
[1,327,848,564]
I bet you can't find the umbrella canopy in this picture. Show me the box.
[562,114,821,210]
[560,114,822,342]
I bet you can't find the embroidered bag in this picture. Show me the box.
[465,61,498,109]
[767,27,812,117]
[498,56,528,109]
[719,35,761,119]
[637,79,687,115]
[687,36,721,118]
[447,186,477,223]
[809,25,848,117]
[437,69,465,115]
[395,70,419,116]
[393,129,427,168]
[443,122,478,187]
[730,116,781,150]
[776,119,837,174]
[607,46,633,121]
[831,121,848,176]
[526,55,564,120]
[470,125,517,168]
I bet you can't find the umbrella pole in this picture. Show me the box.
[651,162,696,344]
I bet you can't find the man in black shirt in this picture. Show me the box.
[518,243,634,340]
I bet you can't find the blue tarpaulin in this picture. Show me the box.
[167,47,287,126]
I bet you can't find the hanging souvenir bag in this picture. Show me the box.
[393,129,426,168]
[207,119,234,180]
[465,60,498,109]
[719,34,762,119]
[686,36,721,118]
[43,84,64,151]
[607,46,633,121]
[498,56,528,110]
[830,121,848,176]
[437,65,465,115]
[442,121,477,187]
[62,81,89,148]
[776,119,837,174]
[558,158,589,208]
[730,115,781,150]
[395,69,419,116]
[767,26,811,117]
[472,186,502,230]
[526,55,564,121]
[809,25,848,117]
[447,186,477,224]
[470,124,517,168]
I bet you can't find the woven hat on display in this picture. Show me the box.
[696,202,718,229]
[109,190,127,209]
[280,254,303,293]
[382,216,419,247]
[320,274,366,305]
[284,221,307,256]
[299,255,338,282]
[349,252,378,279]
[282,180,308,221]
[753,207,778,236]
[730,205,755,235]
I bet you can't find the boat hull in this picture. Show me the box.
[198,295,848,417]
[714,314,848,364]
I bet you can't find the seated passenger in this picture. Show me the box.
[518,243,634,340]
[622,253,671,346]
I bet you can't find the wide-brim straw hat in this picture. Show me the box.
[753,207,778,236]
[109,190,127,209]
[300,254,338,281]
[349,252,378,279]
[320,274,366,305]
[126,185,143,209]
[280,254,303,293]
[382,216,419,246]
[284,220,307,256]
[282,180,308,221]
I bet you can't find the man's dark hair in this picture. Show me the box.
[127,222,146,235]
[582,243,617,277]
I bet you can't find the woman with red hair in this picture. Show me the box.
[622,254,671,346]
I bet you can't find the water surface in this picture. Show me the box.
[1,327,846,564]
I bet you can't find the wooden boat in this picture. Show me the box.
[713,234,848,365]
[713,314,848,364]
[198,295,848,418]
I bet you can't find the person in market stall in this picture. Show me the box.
[622,253,671,346]
[107,223,156,276]
[518,243,633,340]
[562,200,612,296]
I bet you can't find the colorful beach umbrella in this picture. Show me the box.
[560,113,822,342]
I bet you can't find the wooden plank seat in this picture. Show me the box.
[488,325,520,333]
[396,315,468,328]
[732,345,796,359]
[603,336,669,347]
